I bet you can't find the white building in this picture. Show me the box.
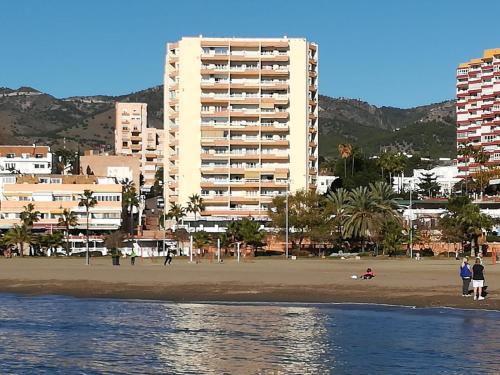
[0,145,52,175]
[393,165,460,196]
[316,175,338,194]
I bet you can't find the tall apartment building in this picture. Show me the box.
[0,175,122,231]
[115,102,164,191]
[456,48,500,176]
[164,37,318,218]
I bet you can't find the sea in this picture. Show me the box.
[0,294,498,374]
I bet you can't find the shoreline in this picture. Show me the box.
[0,257,498,310]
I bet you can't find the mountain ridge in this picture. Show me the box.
[0,85,456,158]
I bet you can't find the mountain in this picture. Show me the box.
[0,86,456,158]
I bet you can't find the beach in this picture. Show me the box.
[0,256,498,310]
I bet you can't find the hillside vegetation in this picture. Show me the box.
[0,86,456,158]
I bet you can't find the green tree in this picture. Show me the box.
[418,171,440,198]
[122,182,140,237]
[149,167,164,198]
[78,189,97,265]
[58,209,78,255]
[40,231,64,256]
[186,194,205,224]
[193,230,211,260]
[325,188,349,245]
[4,224,31,257]
[381,220,405,255]
[237,218,265,256]
[20,203,40,229]
[343,186,381,251]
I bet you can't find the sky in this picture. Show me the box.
[1,0,499,108]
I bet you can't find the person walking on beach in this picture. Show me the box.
[460,257,472,297]
[164,248,173,266]
[472,257,485,301]
[130,247,137,266]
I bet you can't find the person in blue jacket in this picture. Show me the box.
[460,257,472,297]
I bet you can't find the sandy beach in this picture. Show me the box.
[0,256,498,310]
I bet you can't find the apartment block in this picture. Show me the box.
[115,102,164,191]
[0,145,52,175]
[456,48,500,176]
[164,37,318,218]
[0,175,122,231]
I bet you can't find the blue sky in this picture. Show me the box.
[1,0,499,108]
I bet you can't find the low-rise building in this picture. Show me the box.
[0,175,122,231]
[0,145,52,175]
[316,175,338,195]
[81,150,141,187]
[393,165,460,196]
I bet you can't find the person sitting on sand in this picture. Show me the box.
[361,268,375,279]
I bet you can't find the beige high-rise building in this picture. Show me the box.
[115,102,164,191]
[164,37,318,218]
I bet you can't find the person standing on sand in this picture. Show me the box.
[472,257,485,301]
[460,257,472,297]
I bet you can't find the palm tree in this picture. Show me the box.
[4,224,31,257]
[122,183,140,237]
[58,209,79,255]
[166,203,185,225]
[369,181,399,215]
[474,147,490,198]
[78,190,97,265]
[186,194,205,229]
[193,230,211,262]
[338,143,352,179]
[20,203,40,229]
[325,188,349,243]
[40,231,64,256]
[343,187,381,252]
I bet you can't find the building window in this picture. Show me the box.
[5,162,16,170]
[6,154,15,158]
[35,154,44,159]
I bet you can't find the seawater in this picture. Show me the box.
[0,294,498,374]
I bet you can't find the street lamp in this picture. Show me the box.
[285,183,289,259]
[409,180,413,259]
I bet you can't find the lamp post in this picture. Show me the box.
[285,182,289,259]
[189,234,193,263]
[237,242,240,263]
[409,180,413,259]
[217,238,221,263]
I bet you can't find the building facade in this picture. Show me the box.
[81,151,141,188]
[456,48,500,177]
[0,145,52,175]
[115,102,164,192]
[392,165,460,196]
[164,36,318,218]
[0,175,122,231]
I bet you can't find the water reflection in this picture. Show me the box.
[0,295,498,374]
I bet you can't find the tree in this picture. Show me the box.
[343,186,381,251]
[122,182,140,237]
[473,147,490,198]
[104,231,125,257]
[54,149,77,174]
[268,189,327,253]
[338,143,353,179]
[58,209,78,255]
[381,220,405,255]
[40,231,64,256]
[149,167,164,198]
[418,171,440,198]
[237,218,265,256]
[186,194,205,225]
[325,188,349,244]
[78,190,97,265]
[20,203,40,229]
[439,196,495,257]
[193,230,211,260]
[4,224,31,257]
[165,203,185,225]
